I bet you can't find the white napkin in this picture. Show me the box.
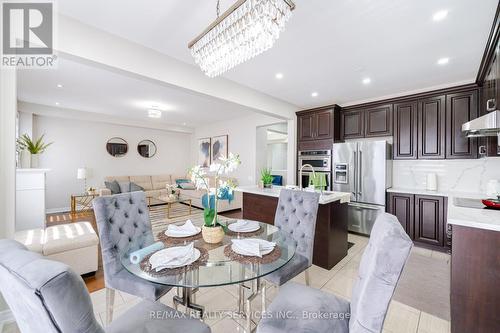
[229,220,260,232]
[149,243,195,271]
[166,220,199,237]
[231,239,276,258]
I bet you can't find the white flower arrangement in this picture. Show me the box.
[190,153,241,227]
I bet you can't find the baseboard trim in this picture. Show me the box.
[46,207,70,214]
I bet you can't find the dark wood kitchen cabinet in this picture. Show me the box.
[298,112,315,141]
[365,104,393,137]
[387,192,448,250]
[340,109,364,139]
[446,90,479,159]
[388,193,414,238]
[393,101,418,159]
[418,95,446,159]
[414,195,445,247]
[297,105,341,150]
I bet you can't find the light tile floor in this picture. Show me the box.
[1,233,451,333]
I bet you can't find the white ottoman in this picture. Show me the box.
[14,221,99,275]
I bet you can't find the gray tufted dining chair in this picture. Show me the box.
[0,239,211,333]
[257,213,413,333]
[260,189,320,309]
[92,191,172,325]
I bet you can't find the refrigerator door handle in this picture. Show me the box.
[348,202,383,210]
[353,151,357,197]
[358,151,362,195]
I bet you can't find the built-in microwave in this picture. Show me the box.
[298,150,332,172]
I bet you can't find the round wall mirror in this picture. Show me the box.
[137,140,157,158]
[106,137,128,157]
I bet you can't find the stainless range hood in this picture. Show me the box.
[462,110,500,141]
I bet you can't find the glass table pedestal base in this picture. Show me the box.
[173,287,204,317]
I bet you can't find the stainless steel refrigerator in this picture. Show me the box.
[332,140,392,235]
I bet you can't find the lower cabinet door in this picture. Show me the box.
[414,195,445,246]
[388,193,414,239]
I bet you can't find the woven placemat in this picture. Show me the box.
[225,226,265,238]
[223,245,281,264]
[139,246,208,277]
[156,230,202,245]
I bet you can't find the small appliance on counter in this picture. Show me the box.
[426,173,438,191]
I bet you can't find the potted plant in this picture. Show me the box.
[260,168,273,188]
[16,134,53,168]
[190,153,241,244]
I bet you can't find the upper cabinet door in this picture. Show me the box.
[393,101,418,159]
[418,95,446,159]
[315,109,334,140]
[365,104,393,137]
[446,90,479,159]
[298,113,315,141]
[341,109,365,140]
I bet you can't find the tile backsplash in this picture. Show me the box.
[393,158,500,194]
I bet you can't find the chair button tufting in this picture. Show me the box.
[133,223,138,228]
[302,234,305,238]
[119,228,123,234]
[114,202,119,208]
[109,218,113,224]
[293,209,296,213]
[113,245,117,250]
[128,237,132,242]
[129,199,134,204]
[138,209,143,214]
[124,212,129,218]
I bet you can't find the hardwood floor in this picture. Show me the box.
[46,208,244,292]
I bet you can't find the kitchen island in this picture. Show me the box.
[235,186,351,270]
[447,192,500,333]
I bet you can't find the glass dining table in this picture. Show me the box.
[121,218,296,332]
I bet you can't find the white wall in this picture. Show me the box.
[0,69,17,239]
[192,113,296,186]
[28,114,192,211]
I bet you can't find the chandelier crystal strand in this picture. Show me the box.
[190,0,294,77]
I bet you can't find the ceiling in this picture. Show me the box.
[56,0,498,109]
[17,58,256,127]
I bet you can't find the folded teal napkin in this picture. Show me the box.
[129,242,165,264]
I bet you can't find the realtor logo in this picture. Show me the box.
[2,1,56,68]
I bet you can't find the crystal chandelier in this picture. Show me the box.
[188,0,295,78]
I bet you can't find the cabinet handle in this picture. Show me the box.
[487,99,496,112]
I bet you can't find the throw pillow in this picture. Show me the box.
[130,182,144,192]
[179,182,196,190]
[118,182,131,193]
[104,180,121,195]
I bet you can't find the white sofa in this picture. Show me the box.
[14,221,99,275]
[100,174,242,212]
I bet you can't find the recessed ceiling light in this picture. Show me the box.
[275,73,284,79]
[437,57,449,65]
[57,84,63,88]
[362,78,371,85]
[433,10,448,22]
[55,102,60,106]
[148,107,162,118]
[182,122,187,126]
[311,92,318,97]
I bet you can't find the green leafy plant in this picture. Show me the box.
[260,168,273,185]
[16,134,53,154]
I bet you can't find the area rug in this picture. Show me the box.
[393,252,450,320]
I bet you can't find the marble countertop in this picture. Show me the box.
[235,186,351,205]
[387,187,500,232]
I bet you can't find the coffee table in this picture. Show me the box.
[150,195,193,219]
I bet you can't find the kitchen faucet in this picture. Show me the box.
[299,164,318,192]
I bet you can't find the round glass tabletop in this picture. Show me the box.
[121,219,296,288]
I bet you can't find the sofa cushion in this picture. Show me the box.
[151,174,172,190]
[105,180,121,195]
[179,182,196,190]
[118,182,131,193]
[130,175,153,191]
[14,228,45,254]
[178,188,206,199]
[130,182,144,192]
[43,222,99,256]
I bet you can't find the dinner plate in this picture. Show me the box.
[228,221,260,233]
[164,226,201,238]
[150,248,201,270]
